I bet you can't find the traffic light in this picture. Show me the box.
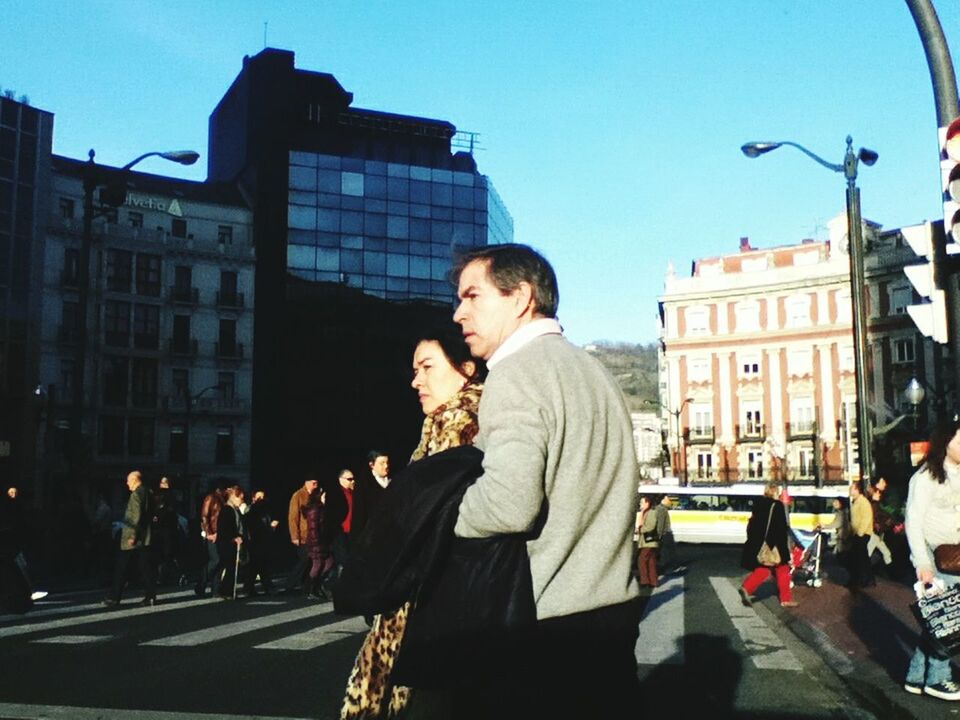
[903,220,948,343]
[941,117,960,246]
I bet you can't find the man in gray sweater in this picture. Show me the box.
[453,243,640,718]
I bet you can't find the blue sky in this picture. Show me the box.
[4,1,960,345]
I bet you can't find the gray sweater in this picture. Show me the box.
[454,334,640,620]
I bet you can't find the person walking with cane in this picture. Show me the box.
[216,486,250,600]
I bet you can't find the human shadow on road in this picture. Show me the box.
[638,633,742,717]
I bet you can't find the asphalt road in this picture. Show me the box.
[0,545,906,719]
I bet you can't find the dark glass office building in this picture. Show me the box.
[208,48,512,484]
[0,96,53,500]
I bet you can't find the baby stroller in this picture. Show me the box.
[790,528,824,588]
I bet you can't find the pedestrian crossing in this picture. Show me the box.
[0,592,369,652]
[3,575,804,670]
[634,575,803,672]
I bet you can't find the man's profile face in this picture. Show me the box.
[6,487,17,500]
[126,473,140,492]
[454,260,525,361]
[305,479,319,493]
[370,456,389,478]
[339,472,355,490]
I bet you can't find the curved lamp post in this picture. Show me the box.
[741,136,877,490]
[71,148,200,480]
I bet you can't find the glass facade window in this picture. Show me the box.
[286,151,512,304]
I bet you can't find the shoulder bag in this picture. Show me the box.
[934,544,960,575]
[756,504,782,567]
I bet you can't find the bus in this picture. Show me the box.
[635,483,850,544]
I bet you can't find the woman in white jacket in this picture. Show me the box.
[904,417,960,701]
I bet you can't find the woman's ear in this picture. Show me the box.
[461,360,476,382]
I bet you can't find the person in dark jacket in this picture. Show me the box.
[340,323,497,719]
[104,471,156,607]
[152,477,183,586]
[217,485,251,599]
[246,490,278,594]
[738,482,797,608]
[351,450,392,538]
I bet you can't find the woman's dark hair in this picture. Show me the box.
[922,415,960,483]
[415,322,488,383]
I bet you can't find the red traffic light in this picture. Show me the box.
[945,117,960,162]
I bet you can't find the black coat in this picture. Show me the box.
[741,496,790,570]
[334,445,536,688]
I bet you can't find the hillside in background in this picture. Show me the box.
[586,341,659,412]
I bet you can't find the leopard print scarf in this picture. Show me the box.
[340,382,482,719]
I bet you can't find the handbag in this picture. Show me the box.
[934,544,960,575]
[756,504,782,567]
[911,582,960,656]
[643,531,658,543]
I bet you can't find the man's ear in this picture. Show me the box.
[513,281,535,317]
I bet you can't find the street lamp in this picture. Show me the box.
[71,148,199,485]
[670,398,693,486]
[742,136,877,489]
[904,377,926,431]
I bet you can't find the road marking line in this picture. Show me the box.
[142,603,333,647]
[255,615,369,650]
[635,574,685,665]
[709,577,802,671]
[0,703,311,720]
[32,634,111,644]
[0,597,220,639]
[0,589,201,625]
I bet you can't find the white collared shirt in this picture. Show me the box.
[487,318,563,369]
[373,472,391,490]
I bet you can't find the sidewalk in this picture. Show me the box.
[781,552,958,719]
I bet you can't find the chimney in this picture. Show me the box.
[739,236,752,252]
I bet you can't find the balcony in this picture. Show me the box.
[738,423,766,442]
[686,426,715,445]
[131,393,159,410]
[169,286,199,305]
[215,342,244,360]
[57,325,80,344]
[168,338,198,357]
[104,331,130,348]
[216,291,245,309]
[164,395,248,414]
[133,333,160,351]
[787,422,818,441]
[60,270,79,288]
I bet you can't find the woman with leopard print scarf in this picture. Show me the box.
[340,324,485,719]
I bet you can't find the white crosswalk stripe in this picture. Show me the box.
[142,602,335,647]
[0,596,220,639]
[1,594,368,652]
[255,616,370,650]
[635,574,685,666]
[709,577,802,671]
[32,634,111,644]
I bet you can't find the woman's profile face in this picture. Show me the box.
[411,340,470,415]
[947,428,960,465]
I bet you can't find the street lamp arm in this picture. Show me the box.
[192,385,220,403]
[742,140,843,174]
[121,150,200,171]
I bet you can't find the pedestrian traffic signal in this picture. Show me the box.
[903,220,948,343]
[941,117,960,245]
